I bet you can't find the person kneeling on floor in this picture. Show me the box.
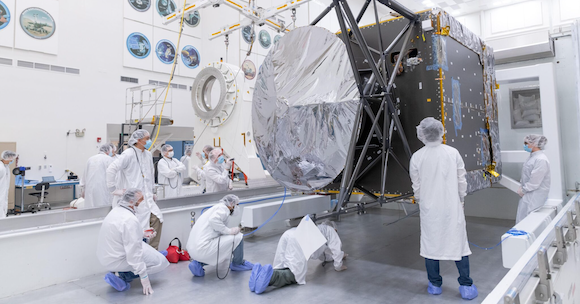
[96,188,169,295]
[250,220,347,294]
[186,194,254,277]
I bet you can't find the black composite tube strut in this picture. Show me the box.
[376,0,417,21]
[343,99,386,203]
[336,102,363,210]
[355,0,372,24]
[334,0,365,94]
[339,0,387,89]
[310,2,336,26]
[363,21,412,95]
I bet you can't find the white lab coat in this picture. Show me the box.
[97,206,169,277]
[180,155,191,183]
[186,203,242,265]
[273,225,345,285]
[516,151,551,223]
[189,158,208,188]
[204,162,232,193]
[0,164,9,218]
[106,147,162,230]
[80,153,114,208]
[409,141,471,261]
[157,157,186,198]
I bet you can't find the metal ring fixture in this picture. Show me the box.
[191,62,239,127]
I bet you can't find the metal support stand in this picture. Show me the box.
[535,246,553,302]
[310,0,418,222]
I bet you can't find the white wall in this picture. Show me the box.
[0,0,198,181]
[0,0,384,183]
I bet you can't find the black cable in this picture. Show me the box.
[161,158,179,189]
[216,234,236,280]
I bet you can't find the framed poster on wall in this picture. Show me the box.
[0,0,15,48]
[14,0,59,54]
[510,86,542,129]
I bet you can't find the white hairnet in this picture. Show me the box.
[2,150,17,160]
[320,220,337,231]
[185,146,193,156]
[208,149,222,162]
[99,143,114,154]
[203,145,214,155]
[1,150,17,161]
[416,117,444,144]
[524,134,547,150]
[220,194,239,207]
[161,144,173,153]
[128,130,150,146]
[119,188,143,207]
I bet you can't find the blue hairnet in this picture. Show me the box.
[128,130,150,146]
[416,117,444,144]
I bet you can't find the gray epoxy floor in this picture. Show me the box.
[1,206,512,304]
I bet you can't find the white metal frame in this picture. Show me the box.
[496,63,564,206]
[163,0,309,40]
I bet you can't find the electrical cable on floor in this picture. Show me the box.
[469,229,529,251]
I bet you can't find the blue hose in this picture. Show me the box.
[200,194,288,215]
[243,187,287,237]
[469,229,529,251]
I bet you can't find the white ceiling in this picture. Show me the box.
[385,0,532,17]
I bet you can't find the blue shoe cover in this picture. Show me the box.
[428,282,442,295]
[188,260,205,277]
[104,273,129,292]
[159,250,168,257]
[231,260,254,271]
[249,263,261,292]
[255,264,273,294]
[459,284,478,300]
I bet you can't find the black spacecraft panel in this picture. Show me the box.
[327,11,491,195]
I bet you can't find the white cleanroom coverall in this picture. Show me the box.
[0,164,9,218]
[516,151,551,223]
[97,206,169,276]
[157,156,186,198]
[272,225,345,285]
[203,162,232,193]
[106,147,163,230]
[186,203,242,265]
[81,153,114,208]
[410,141,471,261]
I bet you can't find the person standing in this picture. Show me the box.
[409,117,477,300]
[516,134,551,223]
[0,150,17,218]
[80,143,116,208]
[204,149,232,193]
[106,130,164,250]
[180,146,193,185]
[157,144,186,198]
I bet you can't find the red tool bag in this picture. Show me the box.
[165,237,190,263]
